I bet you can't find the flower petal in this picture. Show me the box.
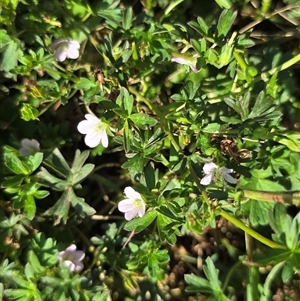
[222,172,237,184]
[68,40,80,49]
[19,147,29,156]
[58,251,66,261]
[203,162,217,175]
[118,199,134,212]
[84,131,101,148]
[124,208,139,221]
[66,244,77,252]
[200,174,213,186]
[63,260,75,271]
[137,204,146,217]
[67,47,79,59]
[220,167,233,174]
[77,120,96,134]
[85,114,99,122]
[21,138,32,148]
[74,262,84,272]
[51,38,68,50]
[99,130,108,148]
[190,65,199,73]
[72,250,85,262]
[124,187,142,201]
[55,47,67,62]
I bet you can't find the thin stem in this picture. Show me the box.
[239,4,299,34]
[243,189,300,206]
[222,260,242,291]
[263,53,300,76]
[245,218,259,301]
[220,210,286,249]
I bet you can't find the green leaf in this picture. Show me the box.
[43,189,72,224]
[129,113,157,128]
[215,0,232,9]
[72,164,94,185]
[0,38,19,72]
[24,194,36,220]
[4,154,32,175]
[203,257,222,292]
[70,189,96,216]
[123,7,132,30]
[44,187,95,224]
[185,274,213,293]
[124,210,157,233]
[143,161,157,191]
[33,191,50,204]
[248,91,274,118]
[42,148,71,177]
[92,291,110,301]
[282,261,293,283]
[188,17,209,36]
[27,152,43,172]
[20,103,39,121]
[217,10,237,38]
[218,44,233,67]
[37,167,68,191]
[74,78,96,90]
[272,132,300,153]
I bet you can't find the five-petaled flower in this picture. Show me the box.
[171,55,199,73]
[77,114,109,148]
[200,162,237,186]
[58,244,85,272]
[19,138,40,156]
[51,38,80,62]
[118,187,146,221]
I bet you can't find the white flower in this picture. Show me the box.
[200,162,237,185]
[58,244,85,272]
[77,114,109,148]
[118,187,146,221]
[171,55,199,73]
[51,38,80,62]
[19,139,40,156]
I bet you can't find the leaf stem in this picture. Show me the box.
[220,210,286,249]
[263,53,300,76]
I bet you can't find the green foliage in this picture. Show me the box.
[1,0,300,300]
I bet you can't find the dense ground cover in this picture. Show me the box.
[1,0,300,300]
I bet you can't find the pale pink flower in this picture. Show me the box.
[118,187,146,221]
[58,244,85,272]
[19,138,40,156]
[200,162,237,185]
[51,38,80,62]
[77,114,109,148]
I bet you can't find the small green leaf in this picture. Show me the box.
[123,7,133,30]
[4,154,32,175]
[185,274,213,293]
[24,194,36,220]
[124,210,157,233]
[217,10,237,38]
[248,91,274,118]
[75,77,97,90]
[27,152,43,172]
[0,38,19,72]
[218,44,233,67]
[129,113,157,128]
[215,0,232,9]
